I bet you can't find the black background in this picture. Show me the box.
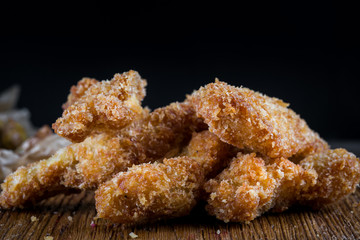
[0,1,359,140]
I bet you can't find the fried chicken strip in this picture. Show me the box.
[63,101,206,189]
[0,101,205,209]
[189,80,328,159]
[298,149,360,208]
[0,134,119,208]
[95,157,205,225]
[94,130,236,224]
[204,149,360,223]
[53,70,147,142]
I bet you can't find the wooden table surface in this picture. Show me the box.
[1,141,359,240]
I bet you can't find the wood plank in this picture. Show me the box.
[0,188,359,240]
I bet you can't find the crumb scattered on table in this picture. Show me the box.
[90,221,96,228]
[67,216,73,221]
[31,216,38,222]
[129,232,138,238]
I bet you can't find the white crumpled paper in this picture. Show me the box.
[0,127,71,181]
[0,127,71,182]
[0,86,71,182]
[0,150,19,180]
[0,85,20,112]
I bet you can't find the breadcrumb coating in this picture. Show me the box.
[204,153,311,222]
[0,146,73,208]
[61,77,98,110]
[115,101,207,165]
[1,72,357,227]
[64,101,205,188]
[189,80,328,159]
[0,134,118,208]
[0,101,205,208]
[94,130,235,225]
[53,70,147,142]
[298,148,360,208]
[205,149,360,223]
[95,157,205,225]
[180,130,237,178]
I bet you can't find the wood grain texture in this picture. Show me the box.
[0,189,359,240]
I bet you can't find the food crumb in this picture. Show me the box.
[31,216,38,222]
[129,232,138,238]
[44,236,53,240]
[216,229,221,235]
[90,221,96,228]
[68,216,73,221]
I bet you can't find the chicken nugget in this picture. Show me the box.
[94,130,236,224]
[189,80,328,159]
[0,101,205,208]
[53,70,147,142]
[298,148,360,208]
[205,149,360,223]
[95,157,204,225]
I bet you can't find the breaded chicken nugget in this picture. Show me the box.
[53,70,147,142]
[95,157,205,225]
[63,101,205,188]
[205,149,360,223]
[189,80,328,159]
[180,130,237,178]
[0,134,118,208]
[298,148,360,208]
[0,101,205,209]
[94,130,235,225]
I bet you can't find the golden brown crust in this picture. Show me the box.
[2,72,358,228]
[61,134,134,189]
[0,101,205,208]
[93,130,235,224]
[53,70,147,143]
[70,101,205,188]
[204,153,311,222]
[299,148,360,208]
[95,157,205,225]
[116,101,207,164]
[62,77,98,110]
[204,149,360,223]
[0,147,73,208]
[180,130,237,178]
[189,80,328,159]
[0,134,122,208]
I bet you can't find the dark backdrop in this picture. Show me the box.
[1,1,359,140]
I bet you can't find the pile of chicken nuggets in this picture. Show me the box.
[1,70,359,225]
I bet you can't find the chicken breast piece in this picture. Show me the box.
[0,101,205,209]
[53,70,147,142]
[95,157,205,225]
[189,80,328,159]
[204,149,360,223]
